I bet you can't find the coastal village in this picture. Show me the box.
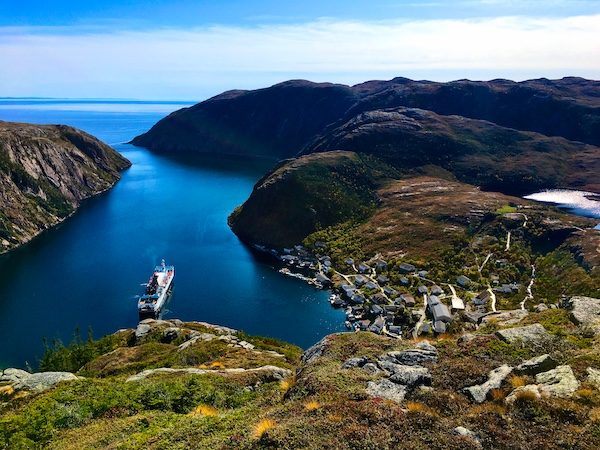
[261,236,543,340]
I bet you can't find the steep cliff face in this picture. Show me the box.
[132,77,600,159]
[0,121,131,253]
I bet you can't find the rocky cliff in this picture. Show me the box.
[132,77,600,159]
[0,121,131,253]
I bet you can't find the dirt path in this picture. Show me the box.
[487,286,497,312]
[412,294,428,339]
[478,253,493,273]
[520,265,536,310]
[505,231,511,252]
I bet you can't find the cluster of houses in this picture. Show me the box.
[261,242,522,339]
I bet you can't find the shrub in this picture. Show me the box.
[252,418,276,440]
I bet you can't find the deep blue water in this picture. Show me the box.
[0,101,344,368]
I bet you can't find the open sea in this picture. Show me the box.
[0,99,344,368]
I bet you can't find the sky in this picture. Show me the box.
[1,0,599,100]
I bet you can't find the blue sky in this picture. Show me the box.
[1,1,599,99]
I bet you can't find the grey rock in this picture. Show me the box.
[464,365,513,403]
[505,385,541,404]
[536,365,580,398]
[534,303,549,313]
[342,356,369,369]
[366,379,407,403]
[127,365,292,383]
[495,324,550,344]
[568,296,600,334]
[362,362,383,375]
[2,370,79,392]
[302,336,329,365]
[481,309,528,327]
[514,354,558,376]
[388,365,432,388]
[161,327,182,343]
[135,322,152,341]
[381,345,437,367]
[587,367,600,389]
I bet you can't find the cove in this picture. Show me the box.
[0,100,344,368]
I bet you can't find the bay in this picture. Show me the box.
[0,100,344,368]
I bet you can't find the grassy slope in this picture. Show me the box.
[3,313,600,449]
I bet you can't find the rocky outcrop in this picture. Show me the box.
[126,365,292,383]
[514,354,558,376]
[0,121,130,253]
[362,342,437,403]
[535,365,580,398]
[464,365,513,403]
[0,368,79,393]
[495,324,550,345]
[568,296,600,334]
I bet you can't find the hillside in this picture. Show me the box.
[304,107,600,196]
[3,305,600,448]
[0,121,131,253]
[132,77,600,159]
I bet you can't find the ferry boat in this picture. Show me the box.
[138,260,175,319]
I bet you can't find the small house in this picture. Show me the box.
[431,285,444,296]
[354,275,367,287]
[430,302,452,323]
[364,281,378,291]
[400,293,416,307]
[399,263,416,274]
[418,285,428,294]
[456,275,472,288]
[376,275,389,285]
[375,260,388,272]
[358,263,371,274]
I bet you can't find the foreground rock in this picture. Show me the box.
[464,365,513,403]
[568,296,600,334]
[514,354,558,376]
[126,365,292,383]
[535,365,580,398]
[0,368,79,393]
[495,324,550,345]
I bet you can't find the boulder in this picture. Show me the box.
[505,385,542,404]
[568,296,600,334]
[481,309,528,327]
[362,363,383,375]
[0,369,79,393]
[388,365,432,388]
[495,324,550,345]
[587,367,600,389]
[126,365,292,383]
[342,356,369,369]
[514,354,558,376]
[135,322,152,341]
[464,365,513,403]
[380,345,438,366]
[301,336,329,365]
[535,365,580,398]
[366,378,407,403]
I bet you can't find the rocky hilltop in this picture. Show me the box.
[132,77,600,159]
[0,121,131,253]
[3,300,600,448]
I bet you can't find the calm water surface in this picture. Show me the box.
[0,100,344,368]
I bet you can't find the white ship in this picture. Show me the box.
[138,259,175,319]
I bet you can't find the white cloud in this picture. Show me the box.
[1,14,599,99]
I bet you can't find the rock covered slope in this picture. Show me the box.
[0,121,131,253]
[132,77,600,159]
[3,299,600,449]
